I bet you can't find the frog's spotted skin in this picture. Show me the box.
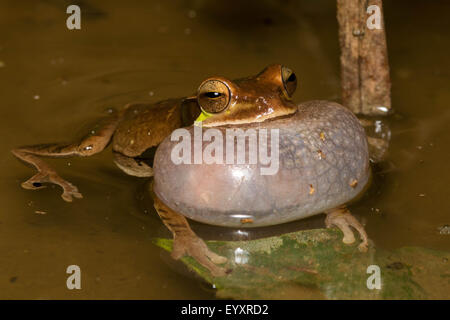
[12,64,372,276]
[154,100,370,228]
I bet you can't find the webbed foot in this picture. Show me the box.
[325,206,369,252]
[172,233,229,277]
[21,171,83,202]
[153,196,229,277]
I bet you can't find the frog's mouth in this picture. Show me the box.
[194,106,298,127]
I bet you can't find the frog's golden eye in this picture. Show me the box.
[197,80,231,113]
[281,66,297,98]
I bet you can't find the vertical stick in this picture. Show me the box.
[337,0,391,115]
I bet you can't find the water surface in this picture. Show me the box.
[0,0,449,299]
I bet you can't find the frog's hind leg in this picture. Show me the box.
[324,206,369,252]
[153,196,229,277]
[11,114,120,202]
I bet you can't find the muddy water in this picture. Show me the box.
[0,0,449,299]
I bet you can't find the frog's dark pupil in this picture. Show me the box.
[205,92,221,98]
[288,73,296,82]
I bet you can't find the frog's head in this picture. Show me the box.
[194,64,298,127]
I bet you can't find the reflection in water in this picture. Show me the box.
[230,214,254,220]
[234,230,249,238]
[231,166,249,179]
[234,248,250,265]
[374,120,391,141]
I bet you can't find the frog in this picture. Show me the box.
[12,96,201,201]
[12,64,370,277]
[152,64,371,276]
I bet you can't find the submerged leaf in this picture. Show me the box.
[154,228,450,299]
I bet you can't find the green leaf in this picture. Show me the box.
[154,228,450,299]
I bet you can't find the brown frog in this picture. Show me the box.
[13,65,370,277]
[152,65,371,276]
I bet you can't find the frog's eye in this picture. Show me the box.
[281,66,297,97]
[197,80,231,113]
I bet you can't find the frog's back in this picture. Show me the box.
[154,100,370,228]
[112,100,183,157]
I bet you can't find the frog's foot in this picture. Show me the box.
[153,196,228,277]
[172,233,229,277]
[21,171,83,202]
[325,206,369,252]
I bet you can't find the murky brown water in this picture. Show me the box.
[1,0,449,299]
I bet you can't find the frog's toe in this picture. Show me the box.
[172,235,229,277]
[342,230,356,245]
[192,254,228,277]
[22,180,47,190]
[193,249,229,277]
[50,176,82,202]
[21,172,48,190]
[358,242,369,253]
[209,265,229,277]
[73,192,83,199]
[61,190,83,202]
[208,252,228,265]
[20,170,83,202]
[58,179,83,202]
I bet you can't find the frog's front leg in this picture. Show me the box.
[11,114,120,202]
[153,196,229,277]
[324,206,369,252]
